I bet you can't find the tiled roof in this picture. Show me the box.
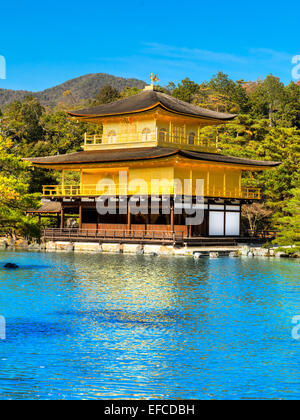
[67,90,237,121]
[25,147,281,167]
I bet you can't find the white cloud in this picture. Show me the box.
[249,48,291,63]
[96,43,297,85]
[143,42,247,64]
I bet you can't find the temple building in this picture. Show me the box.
[26,80,280,245]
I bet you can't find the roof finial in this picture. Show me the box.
[143,74,160,91]
[150,73,159,87]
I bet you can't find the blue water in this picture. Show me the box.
[0,251,299,400]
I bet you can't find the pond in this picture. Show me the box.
[0,251,299,400]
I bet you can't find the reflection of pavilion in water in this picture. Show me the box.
[67,254,211,398]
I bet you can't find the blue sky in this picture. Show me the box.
[0,0,299,91]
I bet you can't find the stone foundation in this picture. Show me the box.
[0,237,298,258]
[74,242,102,253]
[55,242,74,252]
[123,244,143,254]
[101,243,122,253]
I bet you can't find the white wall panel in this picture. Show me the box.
[209,211,224,236]
[225,212,240,236]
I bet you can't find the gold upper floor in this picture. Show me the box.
[82,109,219,153]
[41,157,262,200]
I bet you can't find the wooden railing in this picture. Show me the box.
[84,130,217,151]
[42,184,176,196]
[245,230,278,238]
[43,228,275,243]
[159,132,217,150]
[43,228,185,242]
[84,132,157,145]
[241,187,261,200]
[42,184,261,199]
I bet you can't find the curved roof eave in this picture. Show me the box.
[24,147,281,168]
[67,90,237,121]
[68,103,237,122]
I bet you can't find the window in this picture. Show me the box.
[107,130,117,143]
[189,132,196,145]
[159,128,168,142]
[173,126,184,143]
[142,128,151,142]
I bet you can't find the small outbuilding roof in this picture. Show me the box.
[67,90,237,121]
[26,202,62,213]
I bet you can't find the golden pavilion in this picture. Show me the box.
[26,81,280,245]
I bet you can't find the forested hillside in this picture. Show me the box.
[0,72,299,247]
[0,73,146,108]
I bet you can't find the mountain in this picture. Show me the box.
[0,73,146,109]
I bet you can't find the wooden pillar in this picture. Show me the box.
[239,172,242,197]
[60,208,64,229]
[79,202,82,230]
[62,169,65,195]
[80,169,83,195]
[207,169,210,197]
[188,224,192,238]
[171,203,174,234]
[146,207,151,234]
[127,202,131,233]
[97,212,100,233]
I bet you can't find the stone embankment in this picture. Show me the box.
[0,237,298,258]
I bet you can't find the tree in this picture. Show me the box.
[165,82,176,93]
[2,96,44,144]
[0,136,40,239]
[207,72,249,113]
[120,86,142,98]
[172,78,199,103]
[209,72,237,97]
[242,203,273,234]
[273,186,300,247]
[249,75,286,126]
[281,82,300,128]
[195,85,238,113]
[95,85,120,104]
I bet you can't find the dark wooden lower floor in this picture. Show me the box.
[35,198,276,245]
[52,200,243,238]
[43,228,274,246]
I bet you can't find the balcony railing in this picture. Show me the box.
[84,132,157,145]
[158,132,216,150]
[42,184,261,199]
[84,130,217,151]
[206,186,261,200]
